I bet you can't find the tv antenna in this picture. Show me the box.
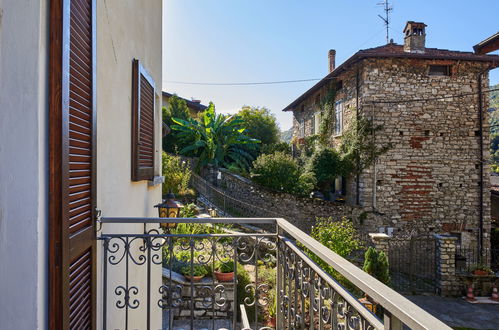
[377,0,393,44]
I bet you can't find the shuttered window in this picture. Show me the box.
[131,59,156,181]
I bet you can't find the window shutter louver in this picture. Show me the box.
[50,0,96,328]
[131,59,156,181]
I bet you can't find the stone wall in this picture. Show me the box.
[361,58,491,253]
[206,168,386,236]
[290,56,492,256]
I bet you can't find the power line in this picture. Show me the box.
[164,78,324,86]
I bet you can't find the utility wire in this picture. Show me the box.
[164,78,324,86]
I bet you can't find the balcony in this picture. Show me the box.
[98,217,451,330]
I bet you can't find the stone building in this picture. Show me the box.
[283,21,499,253]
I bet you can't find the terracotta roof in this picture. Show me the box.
[282,43,499,112]
[473,32,499,54]
[162,91,208,112]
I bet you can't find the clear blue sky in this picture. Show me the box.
[162,0,499,130]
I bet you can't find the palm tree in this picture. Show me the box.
[171,103,259,171]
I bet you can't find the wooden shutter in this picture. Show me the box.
[131,59,156,181]
[49,0,96,329]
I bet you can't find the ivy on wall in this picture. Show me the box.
[339,116,392,176]
[318,84,337,147]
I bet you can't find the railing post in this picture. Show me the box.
[434,234,458,296]
[276,232,284,329]
[369,233,390,257]
[384,312,403,330]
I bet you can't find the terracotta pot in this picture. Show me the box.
[183,275,204,282]
[214,271,234,282]
[472,270,489,276]
[266,316,276,327]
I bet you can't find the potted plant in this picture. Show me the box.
[471,265,493,276]
[214,260,235,282]
[265,290,277,328]
[181,264,208,282]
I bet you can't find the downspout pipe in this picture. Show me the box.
[478,73,484,260]
[356,69,360,205]
[476,62,496,261]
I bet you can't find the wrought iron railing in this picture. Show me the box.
[98,217,451,330]
[455,246,497,274]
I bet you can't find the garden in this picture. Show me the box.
[159,94,393,326]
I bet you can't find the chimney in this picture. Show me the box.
[403,21,427,53]
[328,49,336,73]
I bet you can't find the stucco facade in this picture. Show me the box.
[96,0,163,329]
[0,0,163,328]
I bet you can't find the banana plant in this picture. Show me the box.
[171,103,259,170]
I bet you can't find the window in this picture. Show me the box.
[334,101,343,135]
[298,117,305,138]
[131,59,156,181]
[313,112,321,135]
[429,65,451,76]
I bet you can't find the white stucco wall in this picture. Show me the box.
[0,0,49,329]
[96,0,163,329]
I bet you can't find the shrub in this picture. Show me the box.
[307,148,344,193]
[311,217,362,260]
[296,172,317,197]
[181,264,208,277]
[179,203,198,218]
[306,217,363,295]
[251,152,301,194]
[162,152,192,195]
[363,247,390,285]
[260,142,291,155]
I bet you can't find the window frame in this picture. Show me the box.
[428,65,451,77]
[131,58,156,181]
[334,101,343,136]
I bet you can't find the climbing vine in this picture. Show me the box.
[339,115,392,176]
[318,85,337,147]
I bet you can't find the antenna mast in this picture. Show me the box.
[377,0,393,44]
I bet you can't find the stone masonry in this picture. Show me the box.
[435,235,460,296]
[285,21,497,260]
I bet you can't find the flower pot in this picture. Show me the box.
[214,271,234,282]
[472,270,489,276]
[183,275,204,282]
[266,316,276,328]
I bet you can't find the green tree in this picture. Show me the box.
[363,247,390,285]
[171,103,259,171]
[237,106,280,146]
[163,95,192,153]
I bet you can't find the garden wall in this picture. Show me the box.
[201,166,386,236]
